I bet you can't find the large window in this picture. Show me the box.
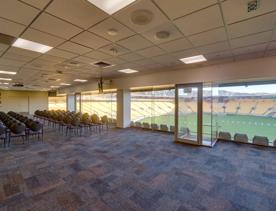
[81,91,117,120]
[131,87,175,130]
[213,82,276,146]
[48,96,67,110]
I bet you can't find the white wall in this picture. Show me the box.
[59,56,276,93]
[0,90,48,114]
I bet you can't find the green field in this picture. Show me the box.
[140,113,276,142]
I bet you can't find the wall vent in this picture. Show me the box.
[247,0,260,13]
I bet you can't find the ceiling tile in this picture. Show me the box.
[119,53,145,62]
[71,31,110,49]
[0,18,26,37]
[151,54,180,65]
[230,31,272,48]
[232,43,267,56]
[0,58,26,67]
[198,41,230,54]
[72,56,97,64]
[159,38,192,53]
[188,27,227,47]
[172,49,201,59]
[0,0,39,25]
[89,17,135,42]
[117,35,153,51]
[174,5,223,36]
[142,22,183,45]
[154,0,217,20]
[99,44,129,56]
[58,41,92,55]
[114,0,169,33]
[47,48,78,59]
[46,0,107,29]
[205,50,233,61]
[22,28,65,47]
[222,0,276,24]
[2,52,34,63]
[228,12,276,39]
[6,47,41,58]
[0,43,9,52]
[103,57,126,66]
[85,50,112,60]
[137,46,166,57]
[31,13,82,39]
[20,0,51,9]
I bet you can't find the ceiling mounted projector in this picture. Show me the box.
[131,9,154,25]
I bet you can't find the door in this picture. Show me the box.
[175,83,203,145]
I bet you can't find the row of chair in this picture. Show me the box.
[34,110,109,136]
[0,111,43,147]
[219,132,276,147]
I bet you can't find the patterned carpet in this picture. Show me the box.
[0,128,275,211]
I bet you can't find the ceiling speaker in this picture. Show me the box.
[130,9,154,25]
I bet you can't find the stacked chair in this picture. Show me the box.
[34,110,110,136]
[0,111,43,147]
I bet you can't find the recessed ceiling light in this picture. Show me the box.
[107,28,118,36]
[0,78,12,81]
[12,38,53,53]
[74,79,88,82]
[60,83,71,86]
[118,68,138,74]
[180,55,207,64]
[0,70,17,75]
[87,0,136,15]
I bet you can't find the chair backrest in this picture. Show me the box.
[218,132,231,141]
[142,122,150,129]
[160,124,168,131]
[234,133,248,143]
[101,115,108,124]
[252,136,269,146]
[91,114,100,124]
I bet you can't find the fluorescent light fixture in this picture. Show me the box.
[50,86,60,88]
[60,83,71,86]
[12,38,53,53]
[118,68,138,74]
[74,79,88,82]
[0,70,17,75]
[180,55,207,64]
[87,0,136,15]
[0,78,12,81]
[0,82,9,85]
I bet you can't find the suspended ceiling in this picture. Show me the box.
[0,0,276,91]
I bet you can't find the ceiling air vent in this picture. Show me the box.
[56,70,63,74]
[93,61,112,68]
[247,0,260,13]
[0,33,16,45]
[12,83,24,87]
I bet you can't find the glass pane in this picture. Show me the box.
[214,83,276,146]
[178,87,198,142]
[48,96,67,110]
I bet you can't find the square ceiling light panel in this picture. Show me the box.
[118,68,138,74]
[87,0,136,15]
[0,70,17,75]
[180,55,207,64]
[12,38,53,53]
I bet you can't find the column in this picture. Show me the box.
[67,94,75,112]
[117,89,131,128]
